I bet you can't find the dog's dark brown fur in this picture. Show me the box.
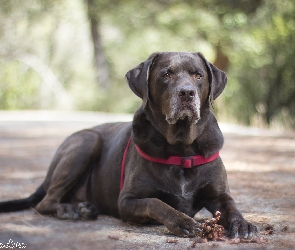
[0,52,257,238]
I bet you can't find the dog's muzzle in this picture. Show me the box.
[166,87,201,125]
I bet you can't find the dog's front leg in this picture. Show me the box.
[118,197,200,237]
[207,193,258,239]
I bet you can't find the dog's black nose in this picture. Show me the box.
[178,88,196,102]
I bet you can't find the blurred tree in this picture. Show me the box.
[85,0,109,89]
[0,0,95,110]
[225,1,295,128]
[0,0,70,109]
[0,0,294,129]
[261,2,295,126]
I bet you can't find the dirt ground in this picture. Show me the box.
[0,111,294,250]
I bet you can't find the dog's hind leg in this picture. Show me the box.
[35,129,102,220]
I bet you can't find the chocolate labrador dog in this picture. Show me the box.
[0,52,257,238]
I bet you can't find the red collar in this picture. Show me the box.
[135,144,219,168]
[120,137,219,190]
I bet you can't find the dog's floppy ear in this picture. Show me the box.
[197,52,227,108]
[125,53,160,109]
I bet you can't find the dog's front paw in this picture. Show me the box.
[228,216,258,239]
[56,203,80,220]
[165,213,202,237]
[78,202,99,220]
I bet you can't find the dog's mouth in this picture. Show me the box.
[166,105,200,125]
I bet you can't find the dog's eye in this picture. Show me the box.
[194,73,202,80]
[163,73,171,79]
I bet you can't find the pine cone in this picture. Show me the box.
[199,211,224,241]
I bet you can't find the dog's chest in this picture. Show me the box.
[178,171,194,200]
[167,169,196,215]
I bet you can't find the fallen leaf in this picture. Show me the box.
[261,224,274,235]
[166,238,178,243]
[190,240,197,248]
[281,226,288,232]
[229,238,240,244]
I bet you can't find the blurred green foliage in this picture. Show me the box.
[0,0,294,128]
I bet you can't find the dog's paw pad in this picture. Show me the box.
[78,202,99,220]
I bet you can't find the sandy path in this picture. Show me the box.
[0,111,294,249]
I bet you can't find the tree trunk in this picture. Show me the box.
[85,0,109,89]
[213,43,229,72]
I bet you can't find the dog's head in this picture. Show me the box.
[126,52,227,125]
